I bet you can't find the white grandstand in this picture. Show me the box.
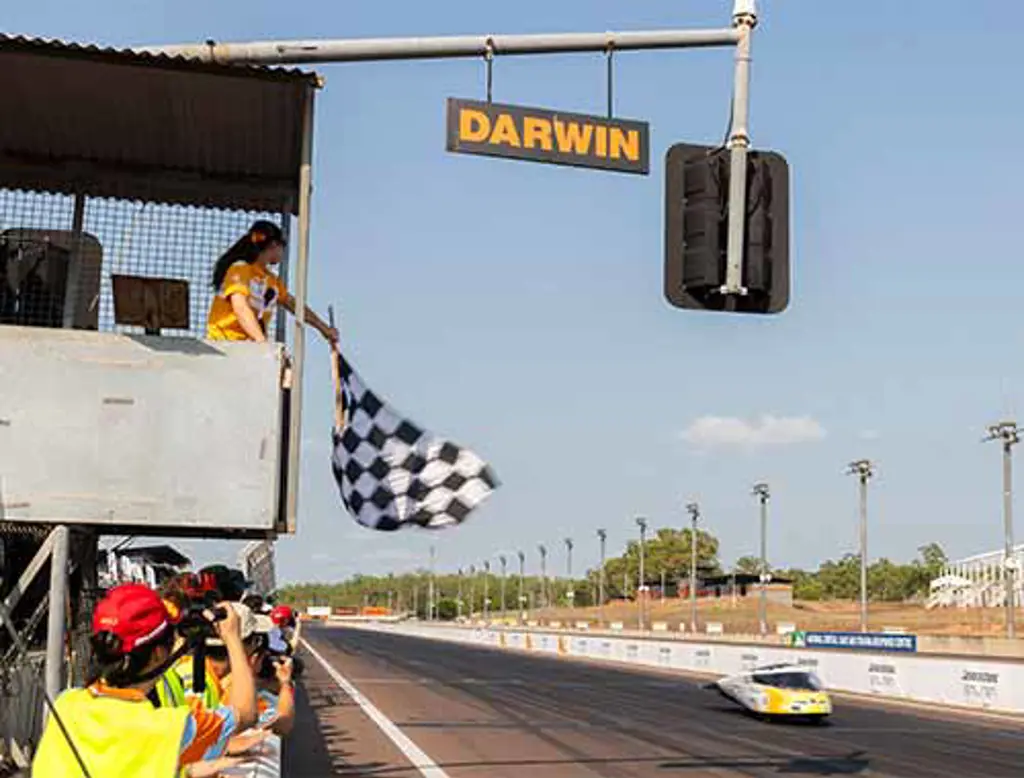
[928,544,1024,608]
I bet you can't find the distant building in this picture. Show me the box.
[679,573,794,607]
[928,544,1024,608]
[100,545,192,589]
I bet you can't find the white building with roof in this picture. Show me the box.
[928,544,1024,608]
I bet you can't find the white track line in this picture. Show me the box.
[301,638,451,778]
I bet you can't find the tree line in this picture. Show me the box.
[277,528,948,615]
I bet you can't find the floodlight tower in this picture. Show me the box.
[846,459,875,632]
[985,421,1020,639]
[752,482,770,636]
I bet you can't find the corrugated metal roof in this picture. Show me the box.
[0,34,319,213]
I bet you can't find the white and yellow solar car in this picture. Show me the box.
[706,663,833,722]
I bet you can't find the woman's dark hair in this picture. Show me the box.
[88,624,176,687]
[210,220,285,291]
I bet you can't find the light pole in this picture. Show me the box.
[985,421,1020,639]
[499,554,508,620]
[517,550,525,623]
[597,529,607,624]
[564,538,574,609]
[687,502,700,633]
[457,567,464,619]
[428,544,436,621]
[846,459,874,633]
[636,517,648,631]
[538,544,548,609]
[752,482,770,636]
[468,564,476,617]
[483,560,491,621]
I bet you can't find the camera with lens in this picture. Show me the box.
[258,649,304,681]
[175,604,228,644]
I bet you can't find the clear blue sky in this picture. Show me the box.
[10,1,1023,582]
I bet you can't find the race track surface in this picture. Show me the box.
[284,625,1024,777]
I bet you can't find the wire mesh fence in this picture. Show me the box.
[0,652,44,773]
[0,188,289,341]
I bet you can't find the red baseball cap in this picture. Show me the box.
[270,605,295,627]
[92,583,176,654]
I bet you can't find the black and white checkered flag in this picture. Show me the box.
[331,353,500,531]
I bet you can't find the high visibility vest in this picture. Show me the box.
[32,687,188,778]
[174,655,222,709]
[155,664,188,708]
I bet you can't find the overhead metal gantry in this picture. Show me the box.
[141,0,760,298]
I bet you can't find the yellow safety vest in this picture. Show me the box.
[155,664,188,708]
[174,655,222,710]
[32,687,189,778]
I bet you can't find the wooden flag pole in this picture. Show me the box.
[328,305,345,431]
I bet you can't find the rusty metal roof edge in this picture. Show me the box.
[0,32,320,84]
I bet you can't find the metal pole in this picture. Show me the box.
[753,483,770,636]
[846,460,874,633]
[985,423,1019,638]
[597,529,607,625]
[1005,439,1016,639]
[457,569,463,619]
[722,2,757,296]
[284,84,316,532]
[483,561,490,621]
[538,545,548,609]
[636,517,647,631]
[564,538,574,609]
[687,503,699,633]
[859,474,869,632]
[45,526,70,703]
[661,569,666,604]
[428,545,436,621]
[517,551,525,623]
[499,555,507,619]
[141,27,742,64]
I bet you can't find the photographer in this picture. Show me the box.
[31,583,257,777]
[254,646,296,736]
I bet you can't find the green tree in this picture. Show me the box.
[734,556,763,575]
[435,598,458,620]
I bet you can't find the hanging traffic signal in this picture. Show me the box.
[663,142,790,314]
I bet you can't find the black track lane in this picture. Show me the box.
[305,626,1024,777]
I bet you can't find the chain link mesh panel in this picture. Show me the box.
[0,188,289,341]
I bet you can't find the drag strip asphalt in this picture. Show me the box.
[285,624,1024,777]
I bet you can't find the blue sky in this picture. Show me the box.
[11,1,1024,582]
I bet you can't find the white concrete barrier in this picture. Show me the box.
[346,622,1024,716]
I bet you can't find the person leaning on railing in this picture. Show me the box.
[31,583,258,778]
[206,220,338,346]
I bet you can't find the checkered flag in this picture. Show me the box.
[331,352,500,531]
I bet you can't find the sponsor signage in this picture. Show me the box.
[445,97,650,175]
[790,630,917,653]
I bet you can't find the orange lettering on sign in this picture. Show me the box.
[553,120,593,155]
[522,117,553,151]
[489,114,522,147]
[610,128,640,161]
[459,108,490,142]
[595,125,608,158]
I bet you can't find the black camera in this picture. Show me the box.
[258,650,304,681]
[176,604,228,643]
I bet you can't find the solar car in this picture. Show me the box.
[705,663,832,721]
